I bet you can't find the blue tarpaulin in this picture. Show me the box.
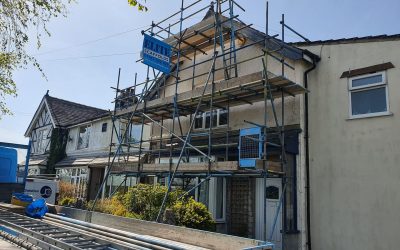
[25,198,48,218]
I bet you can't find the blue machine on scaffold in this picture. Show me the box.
[239,127,263,168]
[142,34,172,73]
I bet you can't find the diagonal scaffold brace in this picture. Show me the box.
[155,51,218,222]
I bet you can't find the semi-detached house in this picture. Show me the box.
[23,6,400,249]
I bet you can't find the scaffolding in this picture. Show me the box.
[90,0,311,245]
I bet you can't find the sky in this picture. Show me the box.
[1,0,399,150]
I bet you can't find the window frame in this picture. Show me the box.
[208,177,226,223]
[193,108,228,130]
[36,127,50,154]
[348,71,390,119]
[77,124,92,150]
[101,122,108,132]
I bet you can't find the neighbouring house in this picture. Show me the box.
[55,107,150,201]
[296,35,400,250]
[24,92,109,197]
[24,92,151,202]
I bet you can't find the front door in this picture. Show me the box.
[87,167,105,201]
[266,178,282,250]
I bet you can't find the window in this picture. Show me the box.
[214,177,226,221]
[35,128,50,154]
[208,177,226,222]
[57,167,88,199]
[283,154,299,233]
[194,113,204,129]
[193,109,229,129]
[37,129,47,153]
[77,125,91,149]
[266,186,279,200]
[125,123,142,143]
[101,123,108,132]
[197,177,209,207]
[349,72,389,118]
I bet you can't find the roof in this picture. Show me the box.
[19,155,47,166]
[25,93,109,137]
[55,155,139,168]
[292,34,400,46]
[45,95,108,127]
[162,7,319,63]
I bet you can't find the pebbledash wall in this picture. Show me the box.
[299,37,400,250]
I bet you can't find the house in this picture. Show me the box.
[296,35,400,250]
[55,105,150,201]
[24,92,110,199]
[102,6,317,250]
[101,3,400,249]
[22,3,400,249]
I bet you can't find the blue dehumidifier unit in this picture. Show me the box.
[239,127,263,168]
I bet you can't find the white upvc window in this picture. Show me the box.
[194,108,228,130]
[209,177,226,222]
[56,167,88,199]
[348,71,390,119]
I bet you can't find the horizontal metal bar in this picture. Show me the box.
[144,0,204,33]
[0,142,29,149]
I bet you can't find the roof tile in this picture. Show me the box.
[45,95,108,127]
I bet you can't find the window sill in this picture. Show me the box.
[347,112,393,120]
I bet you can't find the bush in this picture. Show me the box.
[59,197,75,206]
[123,184,183,221]
[85,184,216,231]
[59,181,75,200]
[88,195,139,218]
[172,197,215,231]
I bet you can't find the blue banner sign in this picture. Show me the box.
[142,34,172,73]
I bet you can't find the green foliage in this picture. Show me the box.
[59,197,75,206]
[123,184,183,221]
[172,197,215,231]
[88,184,216,231]
[0,0,71,117]
[47,128,68,174]
[0,53,17,115]
[88,195,139,218]
[127,0,148,11]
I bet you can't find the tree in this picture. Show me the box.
[0,0,71,116]
[0,0,147,117]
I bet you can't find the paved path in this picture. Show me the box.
[0,237,21,249]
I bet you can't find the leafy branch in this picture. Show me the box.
[0,0,71,116]
[127,0,148,11]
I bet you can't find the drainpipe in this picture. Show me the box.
[304,58,316,250]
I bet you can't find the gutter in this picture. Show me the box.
[304,58,317,250]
